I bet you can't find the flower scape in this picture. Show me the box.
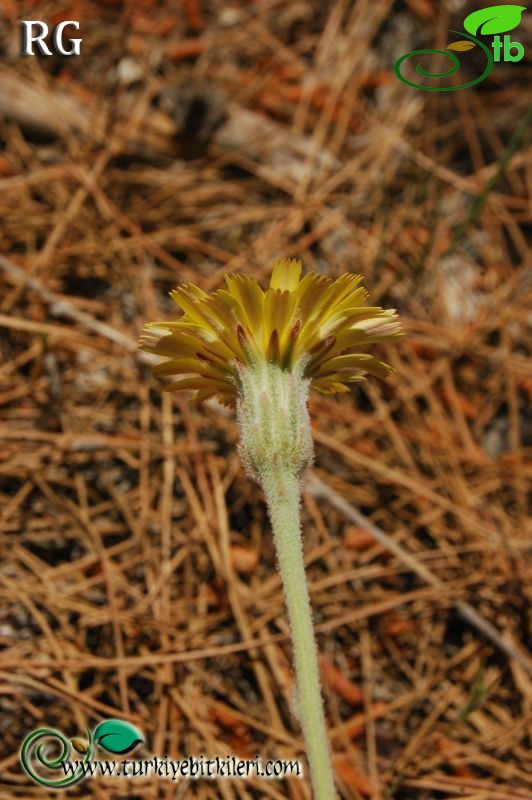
[140,258,402,800]
[139,258,402,406]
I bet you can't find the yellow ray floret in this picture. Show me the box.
[139,259,402,406]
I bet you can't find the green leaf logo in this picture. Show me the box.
[93,720,143,755]
[464,5,526,36]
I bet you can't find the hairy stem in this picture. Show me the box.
[237,360,336,798]
[261,466,336,800]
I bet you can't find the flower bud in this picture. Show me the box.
[236,359,314,484]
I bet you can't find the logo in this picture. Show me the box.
[20,719,143,788]
[394,4,526,91]
[20,723,303,786]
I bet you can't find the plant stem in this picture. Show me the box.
[261,466,336,800]
[236,360,336,798]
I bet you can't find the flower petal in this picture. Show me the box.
[224,274,265,345]
[270,258,302,291]
[314,353,393,380]
[141,261,401,402]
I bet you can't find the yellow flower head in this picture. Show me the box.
[139,259,402,407]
